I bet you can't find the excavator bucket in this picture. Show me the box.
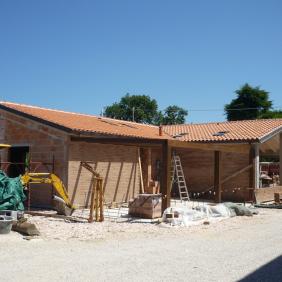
[52,195,75,216]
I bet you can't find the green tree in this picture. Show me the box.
[104,94,159,124]
[225,83,272,121]
[259,110,282,119]
[162,105,188,125]
[104,94,188,125]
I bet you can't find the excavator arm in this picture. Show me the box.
[21,172,75,216]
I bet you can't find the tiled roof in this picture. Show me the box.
[0,102,170,140]
[163,119,282,143]
[1,101,281,143]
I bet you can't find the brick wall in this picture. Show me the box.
[0,110,69,207]
[175,148,251,201]
[68,142,140,207]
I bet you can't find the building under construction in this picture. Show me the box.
[0,101,281,212]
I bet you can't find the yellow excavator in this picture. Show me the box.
[0,144,75,216]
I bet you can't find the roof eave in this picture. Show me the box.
[0,104,171,141]
[0,104,75,134]
[259,126,282,144]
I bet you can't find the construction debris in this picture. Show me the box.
[162,203,258,227]
[12,218,40,236]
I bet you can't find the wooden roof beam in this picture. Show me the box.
[168,140,251,154]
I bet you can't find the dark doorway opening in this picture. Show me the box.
[8,146,29,177]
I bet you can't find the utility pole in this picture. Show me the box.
[132,107,135,122]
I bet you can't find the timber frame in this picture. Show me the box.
[71,136,255,212]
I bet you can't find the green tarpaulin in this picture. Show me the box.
[0,171,26,211]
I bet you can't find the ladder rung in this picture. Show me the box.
[172,154,190,202]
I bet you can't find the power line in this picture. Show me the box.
[188,106,282,112]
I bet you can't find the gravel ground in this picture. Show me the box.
[1,208,282,281]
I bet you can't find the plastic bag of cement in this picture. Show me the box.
[162,207,207,227]
[223,202,257,216]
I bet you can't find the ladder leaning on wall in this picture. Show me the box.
[171,153,190,202]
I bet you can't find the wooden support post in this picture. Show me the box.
[138,148,144,194]
[249,147,255,202]
[214,151,222,203]
[88,178,96,223]
[147,148,152,187]
[253,143,260,189]
[279,132,282,186]
[249,147,255,189]
[95,180,99,222]
[99,179,104,222]
[161,141,171,213]
[247,144,259,202]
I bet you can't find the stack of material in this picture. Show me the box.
[129,194,162,219]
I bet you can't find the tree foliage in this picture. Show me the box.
[104,94,188,125]
[259,110,282,119]
[104,94,159,124]
[225,83,272,121]
[161,105,188,125]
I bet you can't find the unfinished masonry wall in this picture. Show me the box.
[176,148,251,201]
[68,142,140,207]
[0,110,69,207]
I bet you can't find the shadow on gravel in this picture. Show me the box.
[239,255,282,282]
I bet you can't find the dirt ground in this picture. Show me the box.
[1,208,282,282]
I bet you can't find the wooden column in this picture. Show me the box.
[280,133,282,184]
[253,143,260,189]
[147,148,152,186]
[161,141,171,212]
[141,148,152,192]
[214,151,222,203]
[249,147,255,189]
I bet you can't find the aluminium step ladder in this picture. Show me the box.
[171,153,190,202]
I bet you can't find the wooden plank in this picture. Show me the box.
[95,180,99,222]
[99,180,104,222]
[223,164,253,185]
[205,164,252,192]
[137,148,144,193]
[249,147,255,189]
[88,179,96,223]
[161,141,171,212]
[70,136,164,147]
[253,144,260,189]
[147,148,152,187]
[168,140,250,154]
[214,151,222,203]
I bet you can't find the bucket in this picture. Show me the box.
[0,215,13,234]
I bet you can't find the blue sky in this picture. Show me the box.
[0,0,281,123]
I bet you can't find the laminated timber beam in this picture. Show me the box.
[70,136,163,148]
[161,140,171,212]
[214,151,222,203]
[168,140,251,154]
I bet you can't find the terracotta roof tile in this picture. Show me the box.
[1,101,281,143]
[0,102,170,140]
[163,119,282,143]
